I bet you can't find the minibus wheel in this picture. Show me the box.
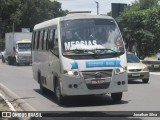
[38,73,47,94]
[111,92,122,102]
[55,81,65,105]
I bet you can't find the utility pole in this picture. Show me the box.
[95,1,99,15]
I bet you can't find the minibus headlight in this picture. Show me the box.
[65,70,79,76]
[115,67,127,74]
[68,70,74,76]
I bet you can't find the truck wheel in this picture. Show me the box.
[16,62,19,66]
[111,92,122,102]
[8,58,11,65]
[142,79,149,83]
[55,80,65,105]
[8,57,14,65]
[2,56,5,63]
[14,58,19,66]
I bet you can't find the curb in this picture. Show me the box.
[0,83,36,111]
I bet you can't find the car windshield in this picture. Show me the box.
[127,53,140,63]
[60,19,125,57]
[18,43,31,51]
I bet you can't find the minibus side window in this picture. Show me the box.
[32,32,36,50]
[53,29,59,56]
[48,28,55,49]
[39,30,44,50]
[43,29,48,50]
[35,31,39,50]
[41,30,45,50]
[36,31,40,50]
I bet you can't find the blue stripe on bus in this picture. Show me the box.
[71,62,78,69]
[86,60,121,68]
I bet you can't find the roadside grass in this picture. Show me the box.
[0,99,11,111]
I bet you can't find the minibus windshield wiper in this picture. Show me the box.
[66,49,100,58]
[93,48,117,53]
[93,48,124,56]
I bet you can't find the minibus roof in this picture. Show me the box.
[33,14,114,30]
[60,14,113,21]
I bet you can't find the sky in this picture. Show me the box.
[55,0,136,15]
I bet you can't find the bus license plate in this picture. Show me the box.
[91,79,105,84]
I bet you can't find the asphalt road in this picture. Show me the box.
[0,61,160,120]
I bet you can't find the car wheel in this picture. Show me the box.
[111,92,122,102]
[142,79,149,83]
[55,80,65,105]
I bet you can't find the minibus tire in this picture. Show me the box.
[39,74,47,94]
[111,92,122,102]
[55,81,65,105]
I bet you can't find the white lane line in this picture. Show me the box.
[0,93,16,111]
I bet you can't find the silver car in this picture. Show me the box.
[127,52,149,83]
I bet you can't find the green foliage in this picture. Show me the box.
[117,0,160,57]
[0,0,67,50]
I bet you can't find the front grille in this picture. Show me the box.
[19,56,31,60]
[86,82,110,90]
[82,69,113,79]
[129,69,142,72]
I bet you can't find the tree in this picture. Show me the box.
[117,0,160,58]
[0,0,67,50]
[14,0,67,31]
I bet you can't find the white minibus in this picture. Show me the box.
[32,14,128,104]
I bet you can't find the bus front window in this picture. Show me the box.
[18,43,31,51]
[61,19,125,58]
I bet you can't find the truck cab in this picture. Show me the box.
[14,39,31,65]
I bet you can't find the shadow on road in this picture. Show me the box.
[128,80,150,84]
[34,89,128,108]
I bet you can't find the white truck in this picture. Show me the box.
[1,32,32,65]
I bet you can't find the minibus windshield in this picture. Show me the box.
[61,19,125,57]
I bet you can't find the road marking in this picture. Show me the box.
[0,93,24,120]
[0,93,16,111]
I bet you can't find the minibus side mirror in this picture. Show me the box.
[50,46,59,58]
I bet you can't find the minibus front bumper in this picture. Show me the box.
[60,72,128,96]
